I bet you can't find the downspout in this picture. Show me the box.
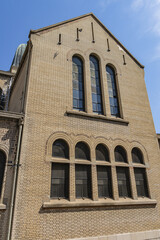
[7,117,24,240]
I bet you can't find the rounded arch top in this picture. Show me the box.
[129,141,149,164]
[131,147,144,164]
[46,131,72,157]
[114,145,128,163]
[105,59,122,75]
[75,141,90,160]
[106,64,116,75]
[52,139,69,159]
[67,49,86,62]
[85,48,105,62]
[96,143,110,162]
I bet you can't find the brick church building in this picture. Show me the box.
[0,13,160,240]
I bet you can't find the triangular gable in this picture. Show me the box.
[29,13,144,69]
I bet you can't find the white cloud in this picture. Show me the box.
[131,0,160,62]
[99,0,119,12]
[151,43,160,62]
[131,0,160,36]
[131,0,144,10]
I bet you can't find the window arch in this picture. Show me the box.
[106,65,120,117]
[90,55,103,114]
[96,144,109,161]
[132,147,143,164]
[0,150,6,198]
[52,139,69,159]
[114,146,127,163]
[75,142,90,160]
[72,56,85,111]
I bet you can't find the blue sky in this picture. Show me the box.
[0,0,159,133]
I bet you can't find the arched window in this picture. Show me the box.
[115,146,127,163]
[75,142,90,160]
[90,55,103,114]
[72,56,85,111]
[96,144,109,161]
[52,139,69,159]
[106,65,120,117]
[0,151,6,198]
[132,147,143,164]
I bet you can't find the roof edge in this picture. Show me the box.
[28,13,93,37]
[0,70,15,77]
[0,110,24,120]
[28,13,144,69]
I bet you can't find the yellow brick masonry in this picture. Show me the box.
[7,14,160,240]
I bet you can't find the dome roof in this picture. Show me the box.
[11,44,27,67]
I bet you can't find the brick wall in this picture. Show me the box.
[9,15,160,240]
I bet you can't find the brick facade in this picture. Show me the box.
[0,13,160,240]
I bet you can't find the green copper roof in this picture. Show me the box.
[11,44,27,67]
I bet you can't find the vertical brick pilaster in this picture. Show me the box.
[101,62,111,116]
[85,60,92,114]
[69,163,75,201]
[91,164,98,201]
[111,166,119,200]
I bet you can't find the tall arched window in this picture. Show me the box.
[106,65,120,117]
[75,142,90,160]
[52,139,69,159]
[72,56,85,111]
[96,144,109,161]
[115,146,127,163]
[90,55,103,114]
[0,151,6,198]
[132,147,143,164]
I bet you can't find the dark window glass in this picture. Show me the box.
[72,56,85,111]
[134,168,148,197]
[51,163,69,199]
[106,66,120,117]
[52,139,69,159]
[75,142,90,160]
[115,146,127,163]
[97,166,112,198]
[90,55,103,114]
[0,151,6,198]
[96,144,109,161]
[132,148,143,164]
[75,164,92,199]
[117,167,131,197]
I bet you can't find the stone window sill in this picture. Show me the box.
[0,204,6,210]
[42,198,156,209]
[66,110,129,125]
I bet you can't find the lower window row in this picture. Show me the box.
[51,163,149,199]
